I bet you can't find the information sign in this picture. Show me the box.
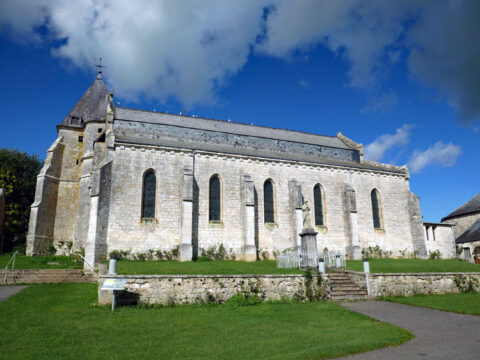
[101,278,128,290]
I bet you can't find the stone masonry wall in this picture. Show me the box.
[106,146,193,253]
[105,144,417,258]
[98,274,330,305]
[345,271,480,297]
[424,225,456,258]
[52,128,83,251]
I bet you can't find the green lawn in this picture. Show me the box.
[346,258,480,273]
[0,283,412,360]
[0,252,82,269]
[113,259,304,275]
[4,253,478,275]
[383,293,480,315]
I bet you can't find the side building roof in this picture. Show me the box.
[442,193,480,222]
[456,219,480,244]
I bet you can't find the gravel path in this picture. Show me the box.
[339,300,480,360]
[0,285,28,303]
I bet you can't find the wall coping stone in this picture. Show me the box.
[343,269,480,277]
[100,273,305,279]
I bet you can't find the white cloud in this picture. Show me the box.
[409,141,462,173]
[360,90,398,114]
[0,0,271,107]
[0,0,479,121]
[364,124,412,162]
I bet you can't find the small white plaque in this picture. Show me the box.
[101,278,128,290]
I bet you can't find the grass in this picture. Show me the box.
[4,252,478,275]
[346,258,480,273]
[383,293,480,315]
[113,259,304,275]
[0,283,413,360]
[0,252,82,269]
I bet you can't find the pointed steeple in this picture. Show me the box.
[59,71,109,128]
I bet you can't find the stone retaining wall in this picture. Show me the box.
[98,274,330,305]
[345,271,480,297]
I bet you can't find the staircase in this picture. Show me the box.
[329,272,368,301]
[3,269,97,284]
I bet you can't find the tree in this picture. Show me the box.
[0,149,43,253]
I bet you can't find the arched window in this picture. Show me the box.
[314,184,325,226]
[209,175,221,222]
[142,170,156,219]
[371,189,382,229]
[264,180,275,223]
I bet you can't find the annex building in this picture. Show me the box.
[442,193,480,263]
[27,71,440,266]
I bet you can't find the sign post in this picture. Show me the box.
[100,278,128,311]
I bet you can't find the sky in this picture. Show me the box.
[0,0,479,222]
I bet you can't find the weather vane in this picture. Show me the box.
[95,57,106,76]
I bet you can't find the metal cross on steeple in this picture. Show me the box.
[95,57,106,78]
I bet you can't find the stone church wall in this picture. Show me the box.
[105,144,416,258]
[52,128,83,250]
[424,225,456,258]
[106,145,193,253]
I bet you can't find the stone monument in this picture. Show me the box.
[299,201,318,267]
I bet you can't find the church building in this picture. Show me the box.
[26,71,431,266]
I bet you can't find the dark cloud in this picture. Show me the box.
[407,1,480,124]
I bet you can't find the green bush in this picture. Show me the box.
[226,293,262,306]
[454,275,479,293]
[199,244,234,260]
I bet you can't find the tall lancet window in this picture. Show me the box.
[314,184,325,226]
[209,175,221,222]
[142,170,156,219]
[371,189,382,229]
[264,179,275,223]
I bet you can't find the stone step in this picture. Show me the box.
[329,278,352,282]
[331,292,367,296]
[332,296,367,300]
[331,286,363,291]
[3,269,97,284]
[330,280,354,284]
[328,272,368,301]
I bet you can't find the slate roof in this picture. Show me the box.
[442,193,480,221]
[59,71,108,128]
[114,108,352,150]
[456,219,480,244]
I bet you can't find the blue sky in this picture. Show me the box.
[0,1,479,222]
